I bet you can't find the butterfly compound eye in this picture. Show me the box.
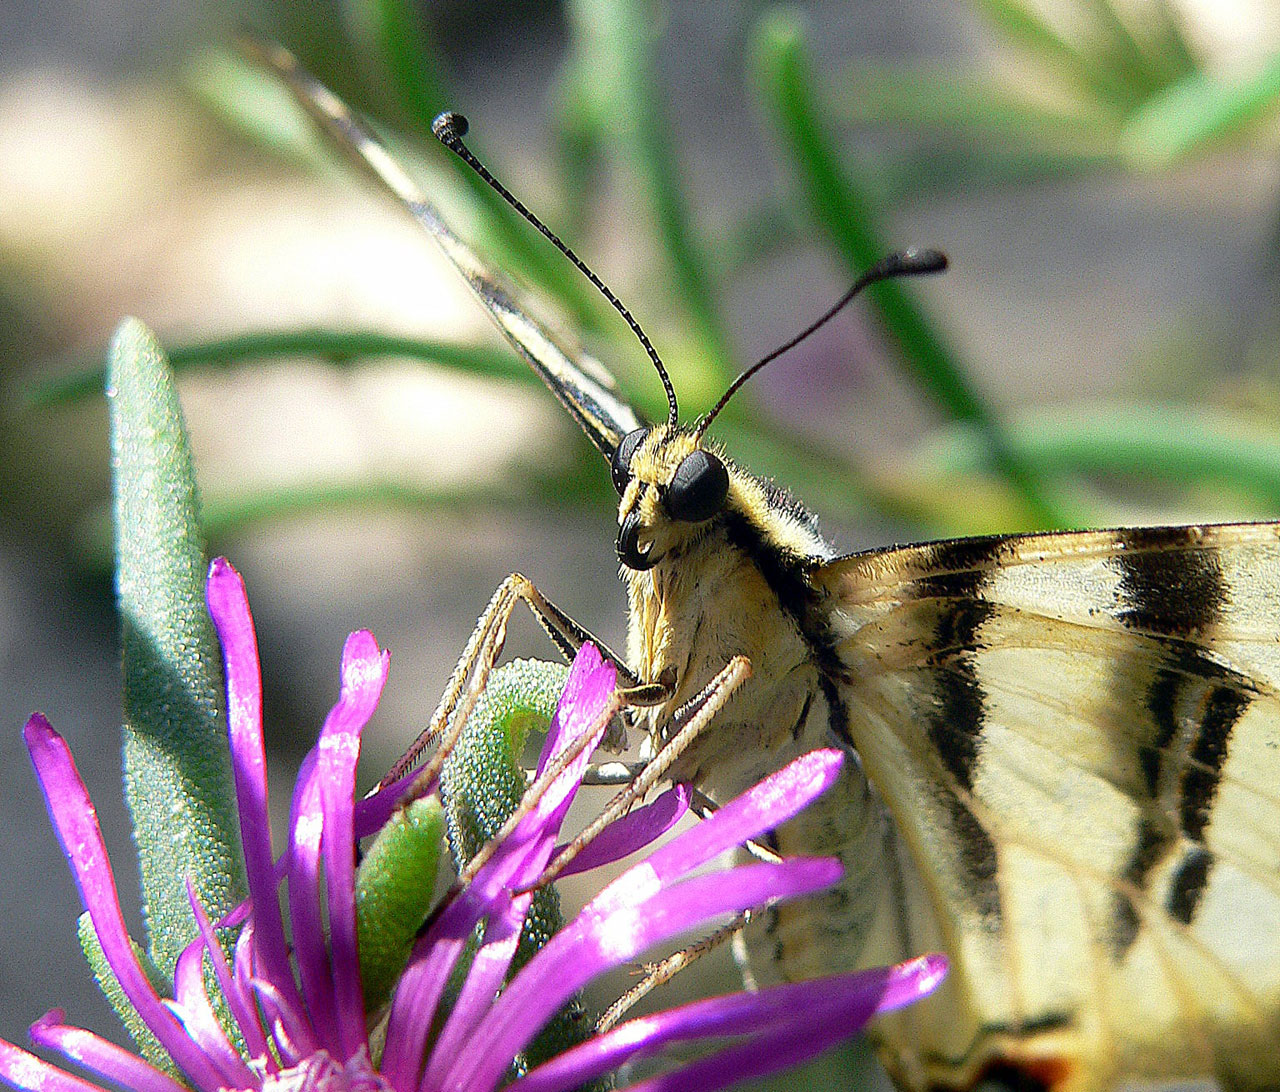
[664,450,729,523]
[612,428,648,494]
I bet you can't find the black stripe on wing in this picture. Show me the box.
[1109,541,1251,954]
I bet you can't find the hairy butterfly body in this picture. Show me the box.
[259,41,1280,1091]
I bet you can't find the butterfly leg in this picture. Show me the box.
[382,572,663,788]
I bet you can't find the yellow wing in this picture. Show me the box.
[810,522,1280,1092]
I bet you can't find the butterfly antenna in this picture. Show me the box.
[694,248,948,438]
[433,112,680,429]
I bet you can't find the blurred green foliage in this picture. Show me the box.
[20,0,1280,545]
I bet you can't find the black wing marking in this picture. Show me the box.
[811,522,1280,1089]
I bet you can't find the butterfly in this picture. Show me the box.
[255,40,1280,1092]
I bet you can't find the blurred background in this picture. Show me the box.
[3,0,1280,1084]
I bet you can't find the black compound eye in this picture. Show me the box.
[611,428,648,494]
[664,450,729,523]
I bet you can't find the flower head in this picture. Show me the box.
[2,558,945,1092]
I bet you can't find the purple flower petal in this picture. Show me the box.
[22,715,228,1091]
[380,884,490,1089]
[422,890,529,1091]
[25,1012,185,1092]
[354,766,426,839]
[509,955,947,1092]
[248,970,314,1070]
[637,750,844,885]
[0,1030,110,1092]
[185,881,270,1065]
[385,643,621,1085]
[285,747,339,1050]
[537,644,613,779]
[444,858,842,1092]
[615,1010,858,1092]
[317,630,388,1058]
[168,942,254,1087]
[205,558,308,1028]
[553,785,690,878]
[525,646,616,845]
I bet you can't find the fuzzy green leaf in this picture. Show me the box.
[108,318,246,981]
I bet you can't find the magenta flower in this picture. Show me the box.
[2,557,945,1092]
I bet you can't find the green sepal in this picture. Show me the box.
[108,318,247,982]
[440,658,570,862]
[355,795,445,1012]
[76,912,179,1077]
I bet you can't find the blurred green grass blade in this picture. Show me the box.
[339,0,451,130]
[563,0,738,390]
[1079,0,1166,98]
[751,10,1074,530]
[1121,51,1280,166]
[108,318,247,979]
[715,201,802,280]
[968,0,1140,109]
[875,146,1122,203]
[826,60,1123,143]
[549,57,605,246]
[188,49,331,168]
[24,329,526,409]
[1145,0,1200,84]
[923,402,1280,512]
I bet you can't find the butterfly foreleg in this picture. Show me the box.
[382,573,651,789]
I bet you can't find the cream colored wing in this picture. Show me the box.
[810,522,1280,1092]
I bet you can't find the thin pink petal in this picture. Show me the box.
[185,882,270,1065]
[638,750,843,884]
[23,716,226,1091]
[420,890,528,1092]
[354,766,427,839]
[0,1031,109,1092]
[445,858,841,1092]
[205,558,306,1022]
[29,1012,188,1092]
[553,785,689,878]
[168,943,254,1087]
[380,892,484,1089]
[249,973,313,1070]
[536,645,607,775]
[510,956,947,1092]
[317,630,388,1058]
[285,748,339,1050]
[614,1012,855,1092]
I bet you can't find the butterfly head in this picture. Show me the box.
[610,424,733,570]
